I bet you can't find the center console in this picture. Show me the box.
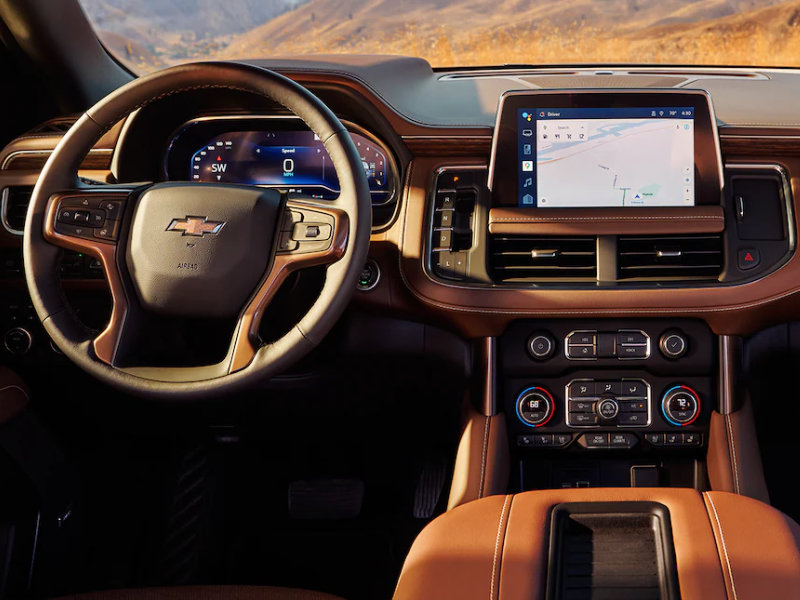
[500,319,715,490]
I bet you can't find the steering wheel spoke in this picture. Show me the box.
[229,198,349,372]
[42,185,147,366]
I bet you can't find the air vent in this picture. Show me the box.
[1,186,33,235]
[618,235,723,280]
[490,235,597,282]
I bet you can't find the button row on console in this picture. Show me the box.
[645,432,702,446]
[565,330,649,360]
[568,380,648,398]
[517,433,573,448]
[579,432,638,449]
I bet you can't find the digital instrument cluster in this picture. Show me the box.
[165,117,398,206]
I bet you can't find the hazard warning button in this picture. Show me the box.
[737,248,761,271]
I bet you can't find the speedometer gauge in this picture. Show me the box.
[189,129,393,203]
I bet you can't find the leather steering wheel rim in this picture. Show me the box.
[23,62,372,400]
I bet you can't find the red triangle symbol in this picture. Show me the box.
[217,155,221,161]
[744,252,754,262]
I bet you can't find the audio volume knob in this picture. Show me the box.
[659,330,688,359]
[516,387,554,427]
[661,385,700,426]
[527,332,556,360]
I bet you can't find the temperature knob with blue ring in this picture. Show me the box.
[516,387,554,427]
[661,385,700,426]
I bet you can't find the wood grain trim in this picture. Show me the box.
[403,136,493,157]
[488,206,725,235]
[2,149,114,171]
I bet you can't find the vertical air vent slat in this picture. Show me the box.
[2,186,34,234]
[618,234,723,280]
[490,235,597,282]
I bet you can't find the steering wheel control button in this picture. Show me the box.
[527,332,556,360]
[737,247,761,271]
[356,260,381,292]
[292,222,332,241]
[659,330,688,359]
[597,398,620,421]
[661,385,701,426]
[516,387,554,427]
[100,200,123,220]
[94,220,121,241]
[4,327,32,355]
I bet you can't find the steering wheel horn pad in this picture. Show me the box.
[128,183,281,318]
[23,62,372,399]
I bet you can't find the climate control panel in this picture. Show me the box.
[501,318,715,455]
[566,379,650,427]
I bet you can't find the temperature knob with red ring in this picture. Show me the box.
[661,385,700,426]
[516,386,555,427]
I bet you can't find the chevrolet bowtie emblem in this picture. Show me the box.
[166,216,225,237]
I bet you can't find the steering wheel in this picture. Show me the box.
[23,62,372,400]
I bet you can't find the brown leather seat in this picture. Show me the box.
[56,586,345,600]
[393,488,800,600]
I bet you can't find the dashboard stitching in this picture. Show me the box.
[726,414,741,495]
[490,494,512,600]
[705,492,740,600]
[479,415,490,498]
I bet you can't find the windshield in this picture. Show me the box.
[77,0,800,73]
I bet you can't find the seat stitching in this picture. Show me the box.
[726,414,741,494]
[490,494,512,600]
[479,415,490,498]
[706,492,739,600]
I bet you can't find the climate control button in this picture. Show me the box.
[661,385,700,426]
[516,387,554,427]
[597,397,620,421]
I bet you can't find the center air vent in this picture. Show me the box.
[1,186,33,235]
[490,235,597,282]
[618,235,723,280]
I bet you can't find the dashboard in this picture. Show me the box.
[1,56,800,344]
[164,116,398,206]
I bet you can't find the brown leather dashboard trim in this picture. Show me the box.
[397,156,800,337]
[488,206,725,235]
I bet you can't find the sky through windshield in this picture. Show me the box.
[78,0,800,73]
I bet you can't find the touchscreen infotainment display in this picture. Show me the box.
[516,107,695,208]
[489,91,722,209]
